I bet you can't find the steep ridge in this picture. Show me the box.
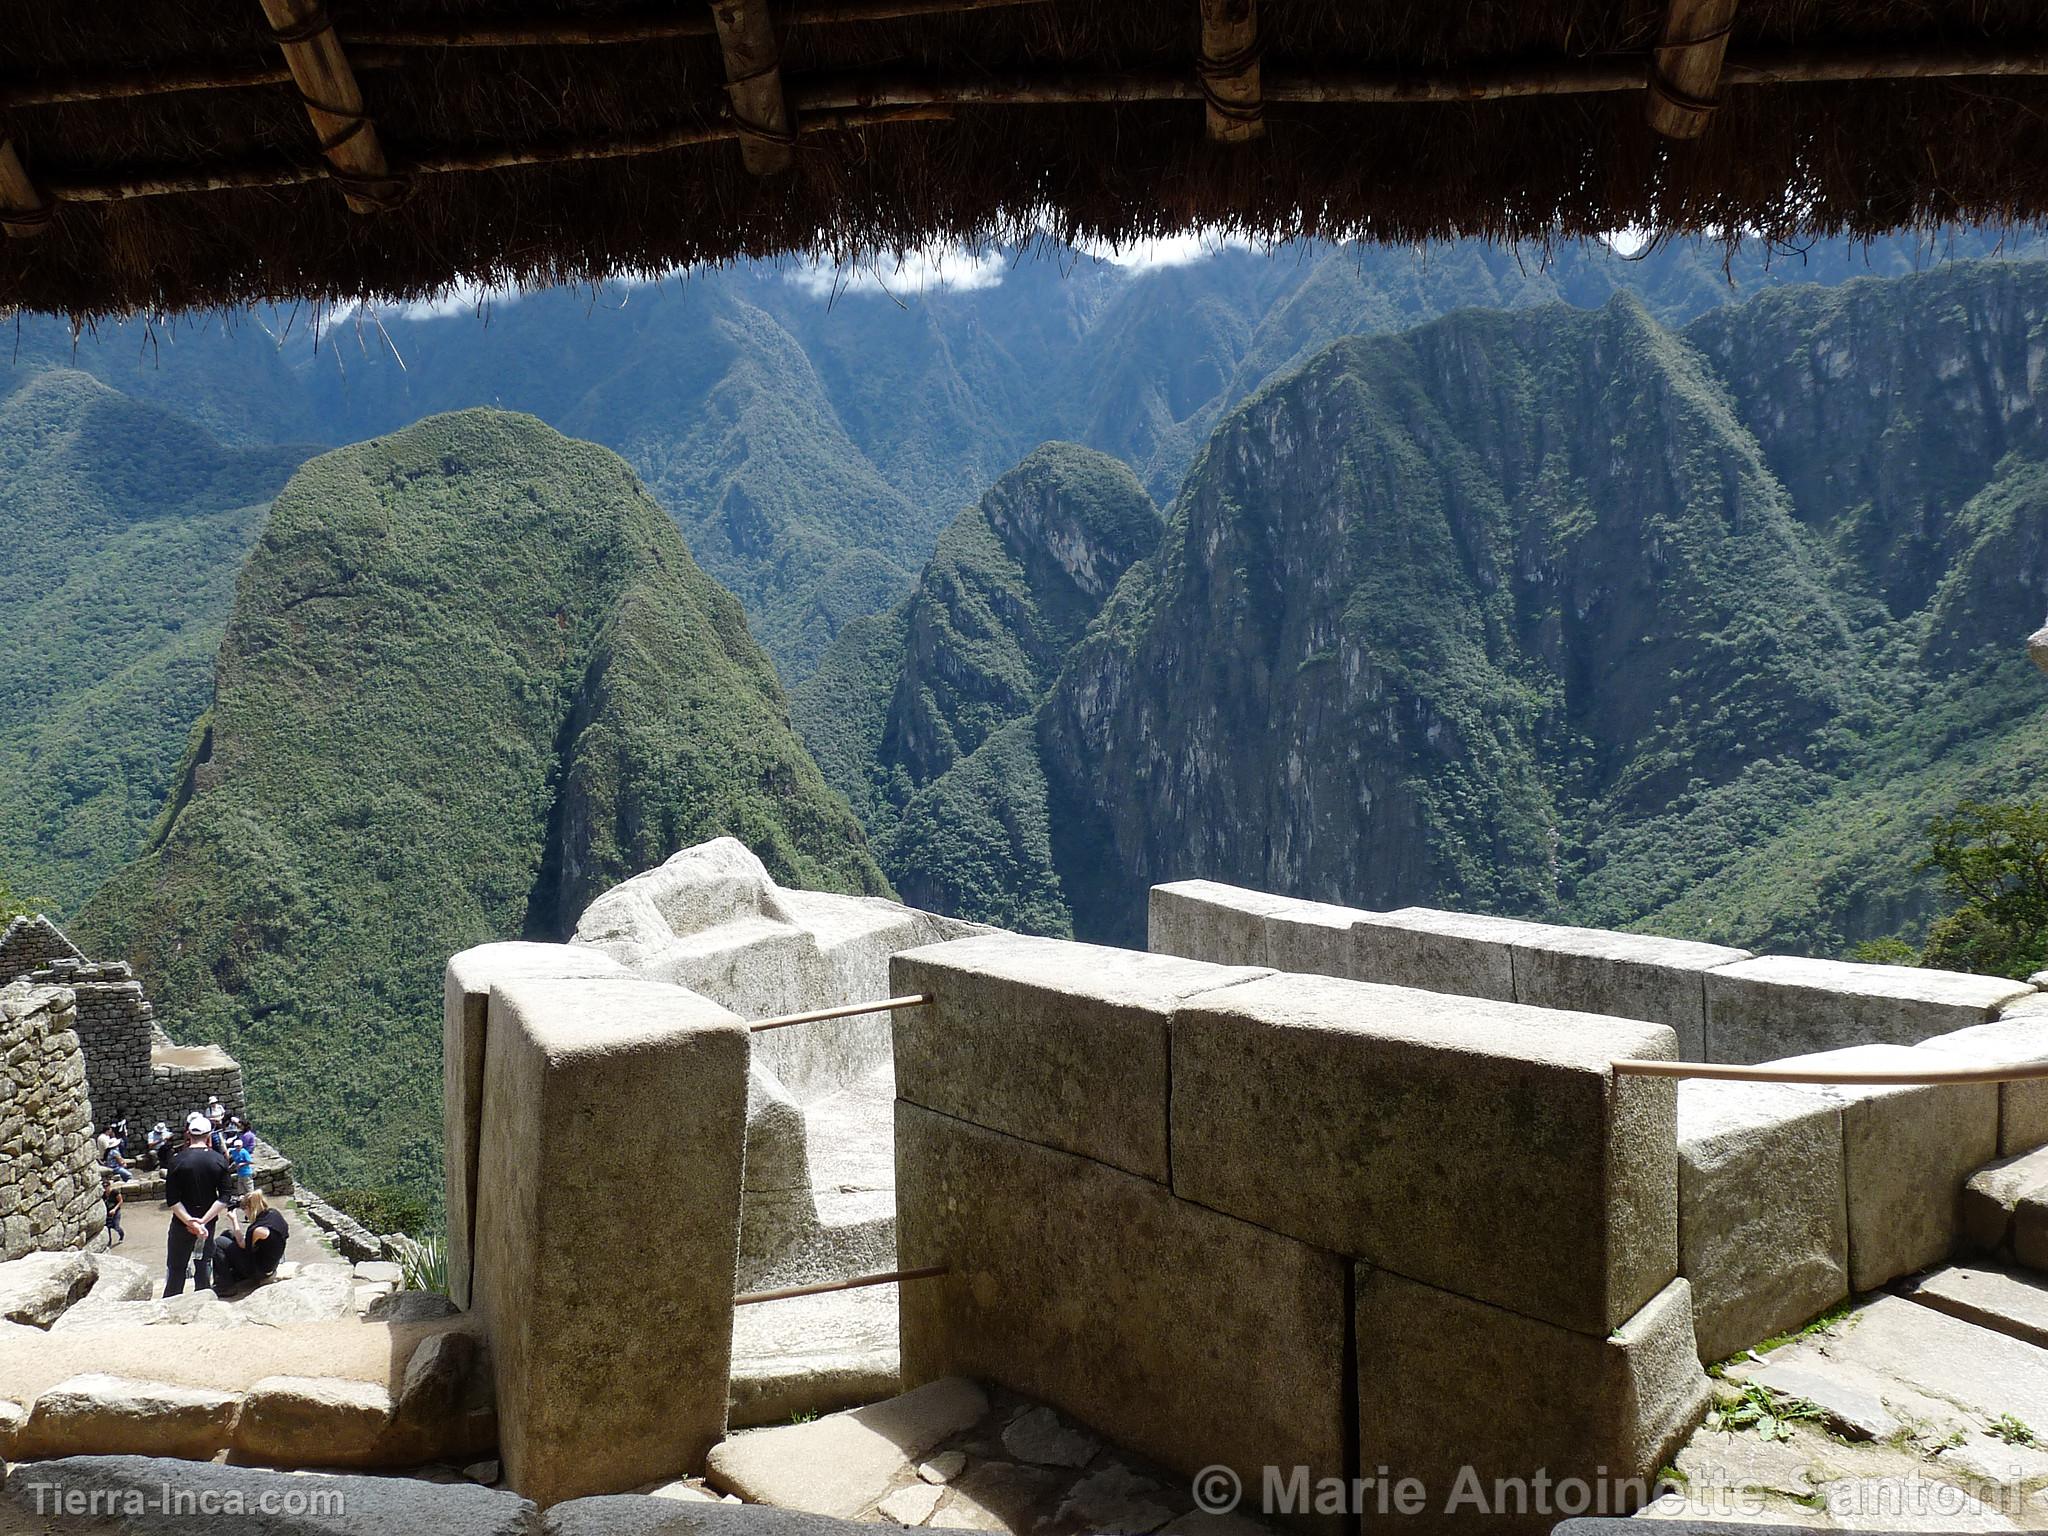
[14,233,2032,691]
[1037,294,1869,944]
[75,409,884,1196]
[0,368,312,915]
[811,261,2048,952]
[793,444,1160,929]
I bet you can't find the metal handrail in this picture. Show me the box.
[746,994,932,1032]
[1612,1057,2048,1085]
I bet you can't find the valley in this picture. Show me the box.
[4,233,2045,1196]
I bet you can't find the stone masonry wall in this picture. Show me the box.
[11,952,245,1135]
[0,915,83,986]
[0,980,107,1260]
[1149,880,2034,1063]
[889,932,1710,1536]
[29,957,153,1126]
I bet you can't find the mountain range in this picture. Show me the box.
[5,231,2046,1195]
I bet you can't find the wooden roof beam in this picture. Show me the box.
[0,136,53,237]
[1647,0,1739,138]
[257,0,404,212]
[1198,0,1263,142]
[710,1,796,175]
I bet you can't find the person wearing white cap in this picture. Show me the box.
[164,1111,233,1295]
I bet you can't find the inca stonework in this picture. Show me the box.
[0,915,245,1140]
[0,914,82,984]
[0,978,105,1260]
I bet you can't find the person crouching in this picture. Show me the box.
[212,1190,289,1295]
[164,1111,233,1295]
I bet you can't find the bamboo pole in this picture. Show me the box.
[734,1264,948,1305]
[350,0,1046,48]
[258,0,401,212]
[1646,0,1740,138]
[0,136,52,238]
[1197,0,1263,142]
[1613,1058,2048,1086]
[37,105,946,204]
[21,45,2048,212]
[11,39,2048,115]
[709,0,796,174]
[747,994,933,1033]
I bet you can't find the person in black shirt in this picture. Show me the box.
[102,1170,124,1246]
[212,1191,290,1294]
[164,1111,233,1295]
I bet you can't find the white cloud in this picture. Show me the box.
[782,243,1009,299]
[391,278,528,319]
[1074,229,1254,271]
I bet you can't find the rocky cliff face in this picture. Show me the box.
[1039,296,1864,943]
[882,444,1161,788]
[813,261,2048,952]
[793,443,1160,930]
[1686,263,2048,618]
[78,409,884,1196]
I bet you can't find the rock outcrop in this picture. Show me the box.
[575,837,983,1288]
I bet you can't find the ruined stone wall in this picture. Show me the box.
[888,932,1709,1533]
[0,915,83,986]
[11,954,244,1134]
[0,980,107,1260]
[1149,880,2034,1062]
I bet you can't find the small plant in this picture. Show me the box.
[1704,1383,1825,1443]
[1990,1413,2037,1446]
[1747,1299,1855,1357]
[398,1232,448,1295]
[328,1184,433,1238]
[788,1409,818,1425]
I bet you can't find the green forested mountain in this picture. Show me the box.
[74,410,884,1196]
[804,262,2048,953]
[0,368,312,916]
[14,232,2032,691]
[793,443,1160,930]
[5,236,2047,1200]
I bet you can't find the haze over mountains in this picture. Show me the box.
[6,230,2046,1195]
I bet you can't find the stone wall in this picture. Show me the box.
[462,967,750,1507]
[1150,880,2033,1062]
[1148,878,2048,1374]
[571,838,985,1291]
[889,933,1710,1535]
[0,980,106,1261]
[11,946,245,1135]
[0,914,83,985]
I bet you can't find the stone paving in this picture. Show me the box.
[1640,1262,2048,1529]
[705,1378,1280,1535]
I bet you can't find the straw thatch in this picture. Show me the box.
[4,0,2048,315]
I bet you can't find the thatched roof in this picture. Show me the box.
[4,1,2048,316]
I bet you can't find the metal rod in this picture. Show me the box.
[747,993,932,1032]
[735,1264,948,1305]
[1613,1057,2048,1085]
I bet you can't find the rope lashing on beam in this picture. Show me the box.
[746,994,933,1032]
[1646,0,1739,138]
[1612,1057,2048,1086]
[1196,0,1264,141]
[709,0,797,174]
[735,1264,949,1305]
[259,0,409,212]
[0,137,53,238]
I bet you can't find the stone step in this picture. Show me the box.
[1739,1293,2048,1432]
[1899,1263,2048,1351]
[1961,1143,2048,1256]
